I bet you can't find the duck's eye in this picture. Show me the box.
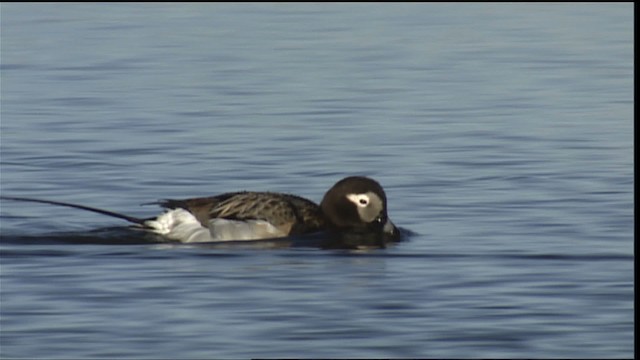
[347,193,371,208]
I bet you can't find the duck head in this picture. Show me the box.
[320,176,399,247]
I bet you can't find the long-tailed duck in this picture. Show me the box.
[1,176,400,248]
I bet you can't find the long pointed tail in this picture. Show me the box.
[0,196,147,225]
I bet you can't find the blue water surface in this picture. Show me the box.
[0,3,633,359]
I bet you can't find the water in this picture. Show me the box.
[0,3,633,358]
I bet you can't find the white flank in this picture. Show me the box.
[207,218,286,241]
[144,208,286,242]
[145,209,212,242]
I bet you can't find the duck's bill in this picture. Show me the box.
[383,218,401,241]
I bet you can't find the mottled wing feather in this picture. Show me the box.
[156,192,242,226]
[210,193,297,225]
[282,194,326,234]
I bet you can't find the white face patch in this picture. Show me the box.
[346,193,371,208]
[346,192,384,222]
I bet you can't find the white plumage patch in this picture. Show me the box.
[346,193,371,207]
[145,208,211,243]
[207,218,286,241]
[144,208,286,243]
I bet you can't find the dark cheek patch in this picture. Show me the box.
[330,197,360,227]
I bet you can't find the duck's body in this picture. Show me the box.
[2,176,400,248]
[146,191,326,242]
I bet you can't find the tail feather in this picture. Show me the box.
[0,196,147,225]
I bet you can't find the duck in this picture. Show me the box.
[1,176,400,248]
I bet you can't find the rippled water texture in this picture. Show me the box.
[0,3,633,358]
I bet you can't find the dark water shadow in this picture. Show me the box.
[0,227,629,262]
[0,226,162,245]
[0,226,415,250]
